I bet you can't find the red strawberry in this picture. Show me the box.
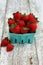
[0,44,1,47]
[28,13,38,23]
[29,23,37,33]
[21,27,29,34]
[26,22,30,28]
[6,44,14,52]
[10,24,21,34]
[8,18,15,26]
[17,20,25,27]
[13,11,22,20]
[10,23,17,33]
[1,37,10,47]
[22,13,29,21]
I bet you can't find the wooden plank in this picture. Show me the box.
[35,35,43,65]
[2,0,43,65]
[1,0,9,65]
[1,48,9,65]
[29,0,43,65]
[0,0,7,42]
[13,43,38,65]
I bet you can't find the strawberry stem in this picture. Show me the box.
[36,18,38,20]
[23,13,27,16]
[29,22,37,24]
[8,18,12,20]
[16,11,19,13]
[5,37,11,42]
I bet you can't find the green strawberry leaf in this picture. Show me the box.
[11,23,17,28]
[23,13,27,16]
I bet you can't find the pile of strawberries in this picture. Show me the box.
[8,11,38,34]
[1,37,14,52]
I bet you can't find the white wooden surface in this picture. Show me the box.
[1,0,43,65]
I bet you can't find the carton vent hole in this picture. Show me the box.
[28,39,30,43]
[15,39,17,43]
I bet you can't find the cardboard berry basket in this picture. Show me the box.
[9,33,35,44]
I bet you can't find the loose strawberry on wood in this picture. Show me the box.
[6,44,14,52]
[1,37,10,47]
[1,37,14,52]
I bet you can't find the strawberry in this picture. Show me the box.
[28,13,38,23]
[21,27,29,34]
[10,24,21,34]
[13,11,22,20]
[22,13,29,21]
[17,20,25,27]
[29,23,37,33]
[10,23,17,33]
[8,18,15,26]
[1,37,10,47]
[6,44,14,52]
[26,22,30,28]
[0,44,1,47]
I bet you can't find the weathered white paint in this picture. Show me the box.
[1,0,43,65]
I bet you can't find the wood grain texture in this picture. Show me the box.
[1,0,43,65]
[0,0,7,42]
